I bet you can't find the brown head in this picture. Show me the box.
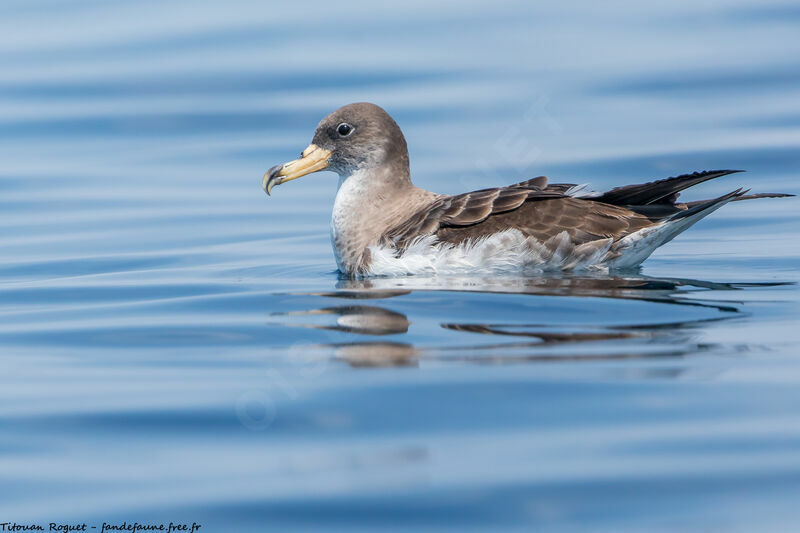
[263,102,411,195]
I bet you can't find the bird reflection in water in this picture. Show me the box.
[277,305,410,335]
[272,274,790,368]
[272,304,419,367]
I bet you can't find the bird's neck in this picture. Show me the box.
[330,166,435,275]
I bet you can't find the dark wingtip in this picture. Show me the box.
[597,169,749,207]
[706,169,745,175]
[731,192,795,201]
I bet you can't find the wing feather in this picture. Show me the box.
[381,169,767,251]
[383,181,634,249]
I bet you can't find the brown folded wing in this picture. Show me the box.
[383,177,654,249]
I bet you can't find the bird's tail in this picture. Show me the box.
[683,191,794,208]
[669,187,749,220]
[608,189,748,269]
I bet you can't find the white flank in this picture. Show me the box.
[366,229,615,276]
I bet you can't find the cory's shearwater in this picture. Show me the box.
[263,102,791,277]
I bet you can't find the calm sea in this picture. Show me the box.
[1,1,799,531]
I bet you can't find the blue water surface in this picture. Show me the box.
[1,1,799,531]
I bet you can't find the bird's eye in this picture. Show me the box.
[336,123,354,137]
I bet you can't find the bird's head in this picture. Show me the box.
[263,102,409,195]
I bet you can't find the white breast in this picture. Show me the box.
[330,169,372,272]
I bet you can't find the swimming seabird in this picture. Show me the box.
[263,102,791,277]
